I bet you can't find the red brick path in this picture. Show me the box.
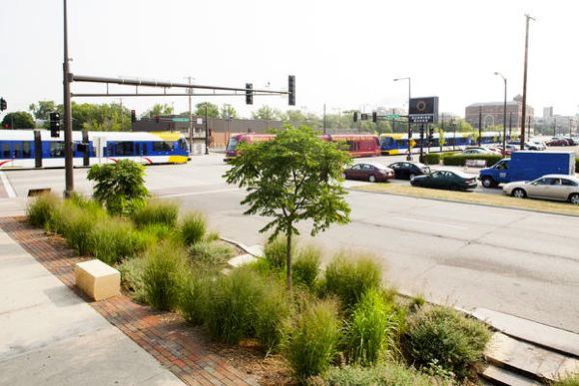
[0,217,260,386]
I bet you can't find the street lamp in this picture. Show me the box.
[393,77,412,160]
[494,72,507,156]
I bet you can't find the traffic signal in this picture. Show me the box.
[288,75,296,106]
[372,112,378,123]
[408,128,413,139]
[131,110,136,123]
[49,112,61,138]
[353,112,358,122]
[245,83,253,105]
[0,98,6,111]
[428,127,434,143]
[361,113,368,120]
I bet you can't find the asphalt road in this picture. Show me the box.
[3,154,579,333]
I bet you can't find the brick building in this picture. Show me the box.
[465,95,534,130]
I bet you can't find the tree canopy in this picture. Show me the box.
[29,100,56,120]
[194,102,219,118]
[142,103,174,118]
[1,111,36,129]
[220,104,237,119]
[224,126,351,289]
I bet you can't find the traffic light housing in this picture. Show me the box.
[245,83,253,105]
[288,75,296,106]
[428,127,434,143]
[0,98,6,111]
[353,112,358,122]
[131,110,136,123]
[361,113,368,120]
[49,112,61,138]
[372,112,378,123]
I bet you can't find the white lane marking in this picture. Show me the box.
[391,216,467,230]
[156,188,240,198]
[0,172,17,198]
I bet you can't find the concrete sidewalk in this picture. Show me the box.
[0,226,184,385]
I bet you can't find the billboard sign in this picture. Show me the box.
[409,97,439,124]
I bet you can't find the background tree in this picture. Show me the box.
[225,126,351,290]
[29,100,56,121]
[1,111,35,129]
[436,127,446,150]
[220,104,237,119]
[251,105,284,121]
[142,103,174,118]
[194,102,219,118]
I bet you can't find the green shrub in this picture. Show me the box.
[118,257,147,303]
[264,236,293,270]
[344,289,397,366]
[292,245,321,290]
[284,299,341,380]
[180,212,207,246]
[90,218,150,265]
[27,193,61,228]
[179,269,211,326]
[204,267,265,344]
[403,306,491,379]
[254,279,291,353]
[554,372,579,386]
[87,159,149,215]
[188,240,235,267]
[131,200,178,229]
[442,153,502,167]
[142,241,188,311]
[324,362,451,386]
[323,253,382,309]
[424,153,441,165]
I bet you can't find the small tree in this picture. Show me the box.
[87,160,149,215]
[1,111,35,129]
[436,127,446,151]
[224,126,351,290]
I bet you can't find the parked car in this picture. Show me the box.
[462,148,493,155]
[410,170,478,191]
[503,174,579,205]
[527,140,547,151]
[343,162,394,182]
[479,151,576,188]
[388,161,430,180]
[547,138,570,146]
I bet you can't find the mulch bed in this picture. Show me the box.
[0,217,296,386]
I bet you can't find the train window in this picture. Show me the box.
[116,142,134,156]
[50,142,65,158]
[13,143,21,158]
[346,141,356,151]
[1,143,10,158]
[22,142,32,158]
[152,141,174,152]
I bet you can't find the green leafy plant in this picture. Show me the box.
[180,212,207,246]
[118,257,147,303]
[225,126,351,290]
[188,241,235,267]
[27,193,61,228]
[284,299,341,380]
[344,289,397,366]
[292,245,322,290]
[131,200,178,229]
[554,372,579,386]
[142,241,188,311]
[87,159,149,215]
[324,362,451,386]
[403,306,491,379]
[323,253,382,309]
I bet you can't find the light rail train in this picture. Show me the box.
[380,131,502,155]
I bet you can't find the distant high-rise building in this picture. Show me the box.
[543,106,553,119]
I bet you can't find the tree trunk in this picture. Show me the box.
[286,229,292,291]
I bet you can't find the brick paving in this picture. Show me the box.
[0,217,260,386]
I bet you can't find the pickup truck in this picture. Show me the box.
[479,151,576,188]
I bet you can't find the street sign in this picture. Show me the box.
[172,117,189,122]
[409,97,439,124]
[385,114,400,119]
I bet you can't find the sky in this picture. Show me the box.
[1,0,578,119]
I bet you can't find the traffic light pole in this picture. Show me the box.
[419,124,425,162]
[63,0,74,197]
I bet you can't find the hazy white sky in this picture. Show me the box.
[1,0,578,118]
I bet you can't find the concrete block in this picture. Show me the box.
[75,259,120,301]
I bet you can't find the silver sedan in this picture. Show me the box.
[503,174,579,205]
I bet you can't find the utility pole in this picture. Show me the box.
[527,115,531,140]
[553,116,557,137]
[509,112,513,138]
[185,76,194,155]
[520,14,535,150]
[478,105,482,146]
[63,0,74,197]
[323,103,327,134]
[204,104,209,155]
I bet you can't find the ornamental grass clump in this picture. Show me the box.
[284,298,341,380]
[403,306,491,380]
[343,288,397,366]
[264,236,292,270]
[180,212,207,246]
[179,269,211,326]
[253,279,291,354]
[188,241,235,267]
[56,199,106,256]
[323,253,382,310]
[118,256,147,303]
[142,241,188,311]
[204,267,265,344]
[131,200,178,229]
[292,245,322,290]
[27,193,61,229]
[90,217,150,265]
